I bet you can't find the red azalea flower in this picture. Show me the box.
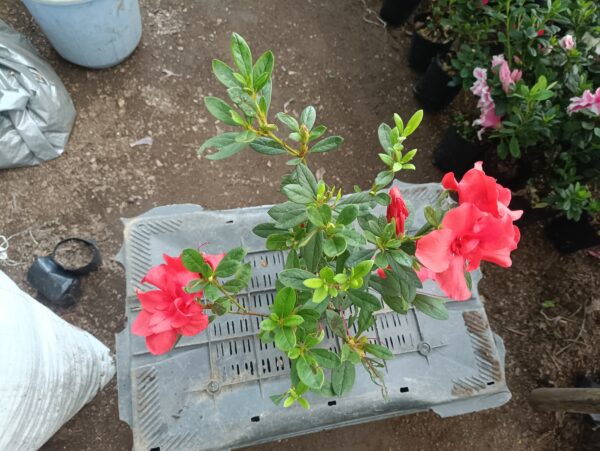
[416,203,520,300]
[132,253,223,355]
[387,186,409,236]
[537,29,545,37]
[482,0,489,4]
[442,162,522,221]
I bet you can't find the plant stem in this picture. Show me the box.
[213,280,268,317]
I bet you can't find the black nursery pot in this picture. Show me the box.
[432,126,484,178]
[408,15,452,72]
[483,151,532,191]
[380,0,421,27]
[413,55,461,111]
[545,213,600,253]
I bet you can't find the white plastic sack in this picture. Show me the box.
[0,270,114,450]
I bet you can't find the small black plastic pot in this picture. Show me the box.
[408,14,452,72]
[413,54,461,111]
[379,0,421,27]
[432,126,484,178]
[483,151,533,191]
[545,213,600,253]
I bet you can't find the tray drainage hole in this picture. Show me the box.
[487,381,495,386]
[400,387,409,393]
[150,448,160,451]
[251,416,260,422]
[226,220,234,224]
[328,401,337,406]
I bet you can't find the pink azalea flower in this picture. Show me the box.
[567,88,600,115]
[416,204,520,300]
[470,67,503,139]
[442,162,523,220]
[492,54,522,93]
[132,252,224,355]
[559,34,575,50]
[387,186,409,236]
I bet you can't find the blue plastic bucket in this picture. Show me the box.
[20,0,142,69]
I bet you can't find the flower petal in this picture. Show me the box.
[136,289,170,313]
[435,255,471,301]
[416,229,454,273]
[131,310,153,336]
[146,330,178,355]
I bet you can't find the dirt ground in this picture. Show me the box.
[1,0,598,450]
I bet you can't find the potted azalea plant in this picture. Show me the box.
[408,1,454,72]
[131,34,522,407]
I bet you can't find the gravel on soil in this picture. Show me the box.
[0,1,598,450]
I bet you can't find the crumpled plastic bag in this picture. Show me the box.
[0,19,75,169]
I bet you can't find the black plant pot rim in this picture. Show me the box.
[413,13,452,45]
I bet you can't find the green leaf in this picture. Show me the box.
[181,248,207,274]
[311,348,341,368]
[230,33,253,77]
[205,141,247,160]
[383,295,409,314]
[222,262,252,293]
[266,233,291,250]
[352,260,374,278]
[249,137,285,155]
[275,327,297,351]
[309,125,327,141]
[345,248,375,268]
[214,248,245,277]
[252,51,274,91]
[278,269,315,291]
[312,286,328,303]
[393,113,404,134]
[253,222,282,238]
[185,278,206,293]
[234,130,257,143]
[211,297,230,316]
[307,206,325,227]
[259,318,277,331]
[364,343,393,360]
[302,230,323,272]
[268,202,307,229]
[300,106,316,130]
[226,87,256,117]
[413,294,449,320]
[276,112,300,131]
[338,191,372,206]
[296,357,325,389]
[378,123,392,151]
[311,136,343,153]
[337,205,358,225]
[273,286,296,318]
[323,235,347,257]
[295,164,318,196]
[198,132,240,156]
[374,170,394,187]
[509,136,521,158]
[332,361,356,396]
[211,59,241,88]
[326,310,347,338]
[347,289,381,311]
[282,315,305,327]
[403,110,423,137]
[204,97,239,126]
[303,278,323,289]
[282,184,315,204]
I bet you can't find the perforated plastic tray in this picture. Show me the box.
[116,181,510,451]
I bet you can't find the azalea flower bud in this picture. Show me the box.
[387,186,409,236]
